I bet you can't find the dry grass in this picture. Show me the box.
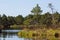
[17,28,60,40]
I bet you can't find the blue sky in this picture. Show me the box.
[0,0,60,17]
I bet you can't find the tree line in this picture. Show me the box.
[0,4,60,29]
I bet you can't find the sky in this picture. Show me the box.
[0,0,60,17]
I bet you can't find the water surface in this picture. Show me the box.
[0,30,32,40]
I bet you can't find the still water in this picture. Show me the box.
[0,30,32,40]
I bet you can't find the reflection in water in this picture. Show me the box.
[0,30,34,40]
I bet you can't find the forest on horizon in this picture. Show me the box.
[0,4,60,29]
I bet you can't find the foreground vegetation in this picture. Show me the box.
[18,28,60,40]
